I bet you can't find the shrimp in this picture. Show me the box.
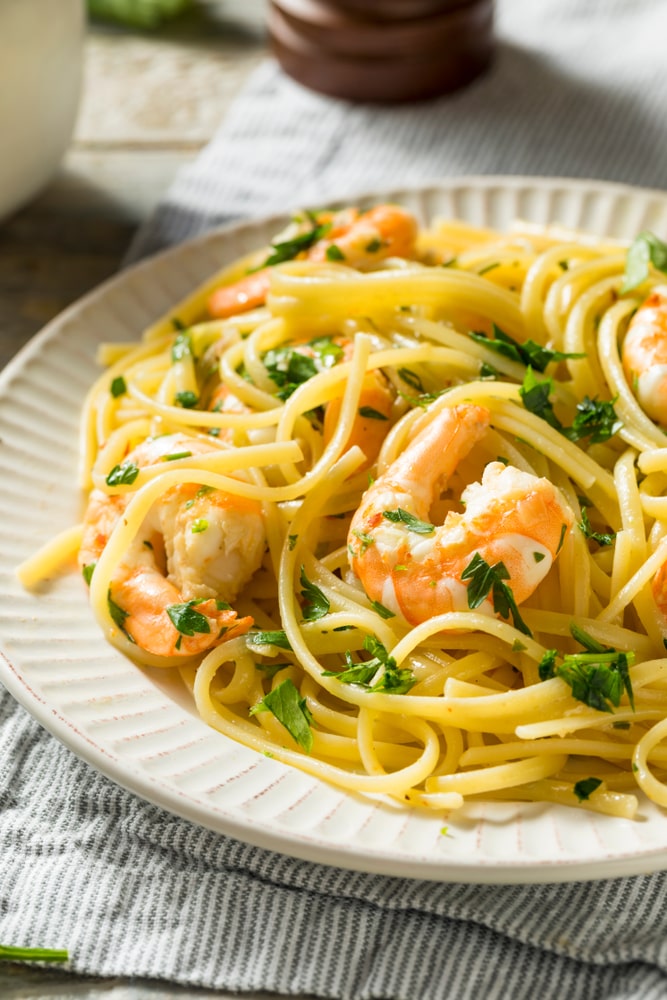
[79,433,265,656]
[622,288,667,424]
[348,404,574,626]
[207,204,419,319]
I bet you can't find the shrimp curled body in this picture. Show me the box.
[348,404,574,626]
[622,288,667,424]
[79,433,265,656]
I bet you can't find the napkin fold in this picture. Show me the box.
[4,2,667,998]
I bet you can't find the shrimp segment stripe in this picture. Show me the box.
[20,205,667,820]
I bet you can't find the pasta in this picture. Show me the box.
[20,204,667,821]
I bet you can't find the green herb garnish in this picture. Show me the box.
[171,329,193,363]
[382,508,435,535]
[573,777,603,801]
[250,678,313,752]
[258,222,331,269]
[359,406,388,420]
[323,635,415,694]
[247,630,293,651]
[174,390,199,409]
[578,508,615,547]
[82,562,96,586]
[621,231,667,293]
[299,567,330,621]
[106,461,139,487]
[538,623,635,713]
[471,324,584,373]
[166,600,211,636]
[110,375,127,398]
[325,244,346,262]
[461,552,532,636]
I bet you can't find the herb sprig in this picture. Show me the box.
[538,624,635,713]
[323,636,415,694]
[250,678,313,752]
[461,553,532,636]
[470,324,584,373]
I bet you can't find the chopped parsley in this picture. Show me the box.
[382,508,435,535]
[398,368,424,392]
[538,623,635,713]
[163,451,192,462]
[299,567,330,621]
[370,599,395,619]
[107,589,134,642]
[257,222,331,269]
[82,562,96,586]
[359,406,388,420]
[519,369,622,443]
[323,635,415,694]
[461,552,532,636]
[171,329,193,363]
[106,461,139,486]
[325,244,346,262]
[166,600,211,636]
[191,518,208,534]
[263,346,318,400]
[185,485,215,510]
[470,324,584,373]
[250,678,313,752]
[247,629,293,651]
[578,508,615,547]
[174,390,199,409]
[288,534,298,551]
[573,777,603,802]
[352,529,375,554]
[110,375,127,398]
[621,231,667,293]
[365,237,384,253]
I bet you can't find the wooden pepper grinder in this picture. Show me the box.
[268,0,495,103]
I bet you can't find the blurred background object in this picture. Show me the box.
[0,0,84,221]
[87,0,193,28]
[268,0,494,102]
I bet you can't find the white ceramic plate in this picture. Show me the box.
[3,176,667,885]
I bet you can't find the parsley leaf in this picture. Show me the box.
[263,347,318,400]
[171,329,193,363]
[255,661,290,680]
[359,406,388,420]
[323,635,415,694]
[621,231,667,293]
[538,623,635,713]
[398,368,424,392]
[519,369,562,430]
[106,461,139,486]
[562,396,622,444]
[461,552,532,636]
[574,777,603,802]
[370,599,395,619]
[308,336,345,367]
[110,375,127,397]
[107,589,135,643]
[166,600,211,636]
[325,244,346,262]
[250,678,313,752]
[299,567,330,621]
[382,508,435,534]
[578,508,615,547]
[174,390,199,409]
[470,324,584,373]
[247,630,293,651]
[258,222,331,269]
[82,562,96,586]
[519,370,622,443]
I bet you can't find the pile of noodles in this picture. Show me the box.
[20,212,667,820]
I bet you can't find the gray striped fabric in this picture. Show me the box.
[4,1,667,997]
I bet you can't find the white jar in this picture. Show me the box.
[0,0,84,220]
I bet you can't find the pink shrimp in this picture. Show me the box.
[622,288,667,424]
[79,433,265,656]
[347,404,574,626]
[207,204,419,319]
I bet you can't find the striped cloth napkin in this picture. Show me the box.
[4,2,667,998]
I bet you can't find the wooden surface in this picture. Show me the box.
[0,4,315,998]
[0,0,267,371]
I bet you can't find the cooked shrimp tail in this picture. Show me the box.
[348,403,574,626]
